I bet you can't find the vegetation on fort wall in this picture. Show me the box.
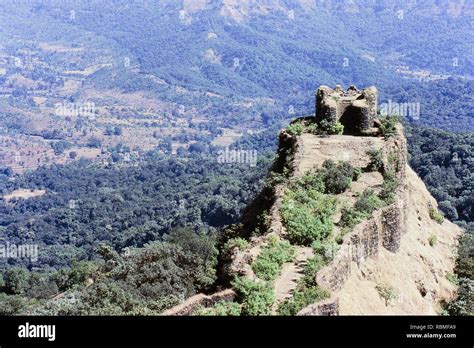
[277,244,331,315]
[222,237,249,258]
[379,169,399,205]
[280,160,361,245]
[367,148,384,172]
[285,122,306,136]
[379,116,399,138]
[231,277,274,316]
[428,234,438,247]
[277,285,330,316]
[319,120,344,135]
[252,236,295,282]
[375,283,397,306]
[339,189,384,231]
[285,119,344,137]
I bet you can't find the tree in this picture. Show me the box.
[2,268,29,295]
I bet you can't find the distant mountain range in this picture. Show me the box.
[1,0,473,131]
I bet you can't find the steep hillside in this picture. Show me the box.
[164,85,462,316]
[226,127,460,315]
[338,167,460,314]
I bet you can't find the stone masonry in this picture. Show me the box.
[316,85,378,134]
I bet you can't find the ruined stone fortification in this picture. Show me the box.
[316,85,378,134]
[164,85,461,316]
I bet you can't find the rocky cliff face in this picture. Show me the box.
[336,167,461,314]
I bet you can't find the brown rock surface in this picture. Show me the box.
[337,167,461,314]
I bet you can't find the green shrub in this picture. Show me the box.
[367,148,384,172]
[281,186,336,245]
[286,122,305,136]
[291,172,325,193]
[335,232,344,244]
[318,160,355,194]
[265,171,289,189]
[332,121,344,135]
[319,119,344,135]
[277,286,330,315]
[252,236,295,282]
[194,301,242,316]
[231,277,274,316]
[375,283,397,306]
[379,116,399,138]
[428,234,438,247]
[387,151,400,173]
[311,240,338,263]
[446,273,458,285]
[340,207,365,229]
[252,257,280,282]
[354,189,384,214]
[223,237,249,258]
[340,190,383,229]
[305,123,318,134]
[296,241,338,289]
[298,254,327,288]
[286,119,321,136]
[379,170,399,204]
[429,207,444,224]
[352,167,362,181]
[304,255,327,276]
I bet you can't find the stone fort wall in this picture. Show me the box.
[316,85,378,134]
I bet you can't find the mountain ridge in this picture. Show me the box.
[163,86,462,315]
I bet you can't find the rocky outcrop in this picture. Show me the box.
[336,166,461,315]
[164,85,461,316]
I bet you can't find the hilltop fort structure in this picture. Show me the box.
[163,85,460,316]
[315,85,378,134]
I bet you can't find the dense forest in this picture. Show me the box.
[406,126,473,315]
[407,127,473,233]
[0,152,273,269]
